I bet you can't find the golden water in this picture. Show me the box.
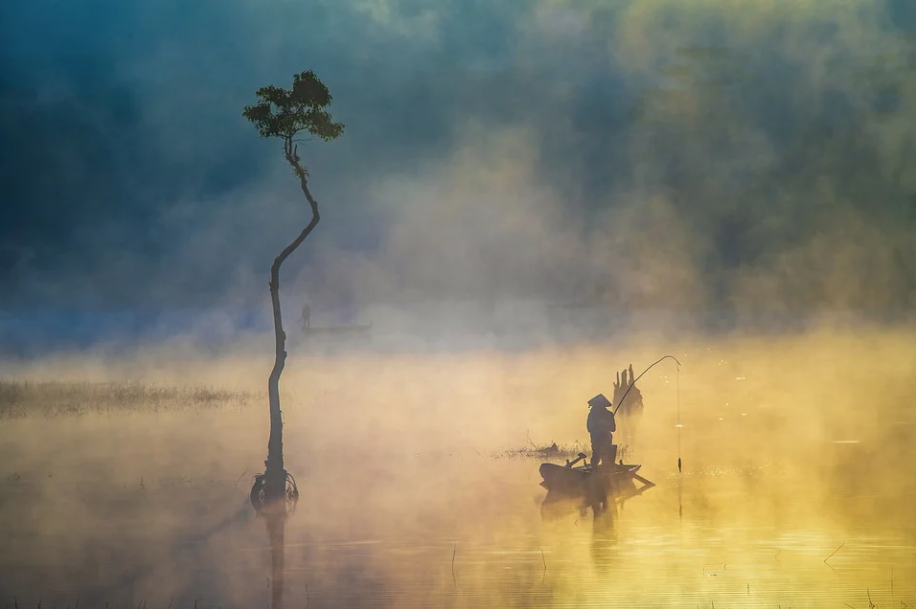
[1,333,914,607]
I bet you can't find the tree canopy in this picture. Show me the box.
[243,70,344,178]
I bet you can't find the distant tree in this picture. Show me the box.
[243,71,344,511]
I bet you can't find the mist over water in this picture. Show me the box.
[1,325,915,607]
[3,0,916,606]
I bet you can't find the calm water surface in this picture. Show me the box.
[1,413,913,609]
[1,340,914,608]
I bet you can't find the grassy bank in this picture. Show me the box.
[0,380,259,419]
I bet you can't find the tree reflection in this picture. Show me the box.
[250,468,299,609]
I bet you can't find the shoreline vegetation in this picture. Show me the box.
[492,439,634,462]
[0,380,594,461]
[0,380,258,419]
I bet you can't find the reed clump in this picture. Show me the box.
[492,439,587,461]
[0,380,259,420]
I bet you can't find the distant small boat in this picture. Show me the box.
[302,323,372,337]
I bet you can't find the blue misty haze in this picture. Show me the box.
[1,0,916,339]
[0,0,575,306]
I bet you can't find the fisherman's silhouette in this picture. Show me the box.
[540,386,656,535]
[302,302,311,331]
[587,393,617,468]
[539,395,618,522]
[585,394,618,517]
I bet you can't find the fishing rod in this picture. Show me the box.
[610,353,684,518]
[612,354,683,415]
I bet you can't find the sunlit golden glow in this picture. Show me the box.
[1,327,914,606]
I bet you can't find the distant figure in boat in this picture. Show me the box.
[587,393,617,468]
[302,302,311,331]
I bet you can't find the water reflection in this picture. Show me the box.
[249,425,300,609]
[537,451,627,578]
[590,510,619,575]
[264,501,287,609]
[0,428,914,608]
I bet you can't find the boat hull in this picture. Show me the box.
[538,458,655,520]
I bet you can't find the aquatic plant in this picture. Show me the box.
[0,380,256,420]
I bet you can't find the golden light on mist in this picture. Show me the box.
[1,325,915,605]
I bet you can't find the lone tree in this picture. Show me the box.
[243,71,344,512]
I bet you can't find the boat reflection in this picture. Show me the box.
[539,446,655,523]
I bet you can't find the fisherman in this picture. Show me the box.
[587,393,617,468]
[302,302,311,331]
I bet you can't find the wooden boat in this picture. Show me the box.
[302,323,372,338]
[539,446,656,519]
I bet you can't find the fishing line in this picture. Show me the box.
[612,354,683,415]
[677,362,683,520]
[608,353,683,517]
[677,364,682,473]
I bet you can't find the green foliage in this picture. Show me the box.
[242,70,345,143]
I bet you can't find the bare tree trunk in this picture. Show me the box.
[263,137,320,501]
[252,138,317,609]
